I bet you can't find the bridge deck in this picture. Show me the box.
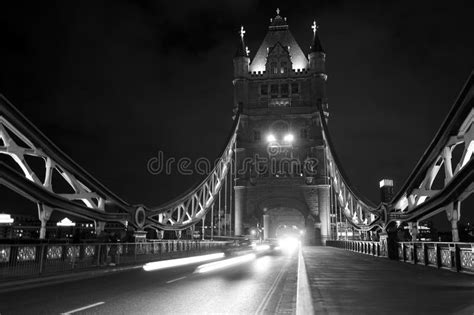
[303,246,474,314]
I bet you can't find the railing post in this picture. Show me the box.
[401,243,405,262]
[38,244,46,275]
[435,243,440,268]
[450,243,460,272]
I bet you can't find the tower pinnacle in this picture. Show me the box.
[310,20,324,53]
[311,21,318,35]
[240,26,246,40]
[234,26,249,57]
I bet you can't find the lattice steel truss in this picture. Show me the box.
[388,76,473,229]
[146,121,239,230]
[318,109,381,232]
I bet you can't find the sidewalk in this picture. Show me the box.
[302,246,474,314]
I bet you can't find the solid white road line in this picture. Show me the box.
[254,259,288,314]
[166,276,187,284]
[61,301,105,314]
[296,247,315,315]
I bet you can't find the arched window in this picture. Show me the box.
[280,62,288,74]
[270,62,278,74]
[253,130,261,141]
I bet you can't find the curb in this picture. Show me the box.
[296,246,315,315]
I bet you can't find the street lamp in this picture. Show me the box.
[266,134,276,142]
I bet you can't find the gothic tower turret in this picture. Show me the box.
[233,26,250,112]
[308,21,326,74]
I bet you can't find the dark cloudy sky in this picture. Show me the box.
[1,1,473,227]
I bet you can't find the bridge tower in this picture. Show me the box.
[232,10,331,244]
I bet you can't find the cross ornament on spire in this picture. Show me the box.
[239,26,246,39]
[276,8,280,15]
[311,20,318,35]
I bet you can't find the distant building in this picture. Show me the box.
[379,179,394,203]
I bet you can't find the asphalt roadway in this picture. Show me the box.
[1,246,473,314]
[0,249,298,314]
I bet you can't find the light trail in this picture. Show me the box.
[194,253,256,273]
[143,253,225,271]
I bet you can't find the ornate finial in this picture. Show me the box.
[239,26,246,39]
[276,8,280,15]
[245,46,250,55]
[311,20,318,35]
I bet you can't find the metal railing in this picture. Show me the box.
[326,240,382,257]
[0,240,231,281]
[398,241,473,273]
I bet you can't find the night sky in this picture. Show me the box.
[1,1,473,227]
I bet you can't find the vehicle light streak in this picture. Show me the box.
[252,244,270,251]
[194,253,256,273]
[143,253,225,271]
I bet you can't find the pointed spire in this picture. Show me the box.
[310,20,325,53]
[269,8,288,30]
[234,26,249,58]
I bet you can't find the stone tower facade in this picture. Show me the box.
[232,11,331,245]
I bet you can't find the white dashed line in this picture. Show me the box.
[166,276,186,284]
[61,301,105,314]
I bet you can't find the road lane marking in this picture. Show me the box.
[296,247,315,315]
[166,276,186,284]
[254,258,288,314]
[61,301,105,314]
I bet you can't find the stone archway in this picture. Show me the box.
[257,197,316,243]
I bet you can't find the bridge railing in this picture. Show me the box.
[326,240,382,257]
[398,241,473,273]
[0,240,231,281]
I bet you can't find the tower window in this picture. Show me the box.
[291,83,299,94]
[253,130,261,141]
[280,84,289,97]
[270,62,278,74]
[270,84,279,98]
[260,84,268,96]
[280,62,288,74]
[300,128,308,139]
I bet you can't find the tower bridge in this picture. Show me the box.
[0,9,472,314]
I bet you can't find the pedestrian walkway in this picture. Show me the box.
[302,246,474,314]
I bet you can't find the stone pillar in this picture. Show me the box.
[37,204,53,240]
[305,216,316,245]
[263,214,270,240]
[407,222,418,241]
[317,185,331,245]
[234,186,245,236]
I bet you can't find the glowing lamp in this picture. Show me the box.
[266,134,276,142]
[283,134,294,142]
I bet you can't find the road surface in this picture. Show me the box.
[0,250,298,314]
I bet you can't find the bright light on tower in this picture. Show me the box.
[266,134,276,142]
[283,134,294,142]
